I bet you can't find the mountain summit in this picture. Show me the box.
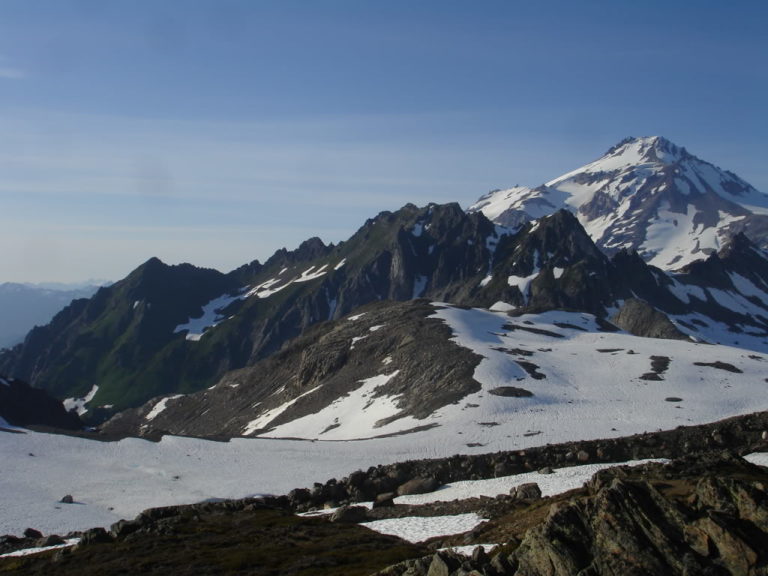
[469,136,768,269]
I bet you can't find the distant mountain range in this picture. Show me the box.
[0,283,102,349]
[2,136,768,437]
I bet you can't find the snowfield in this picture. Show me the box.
[2,304,768,538]
[249,305,768,445]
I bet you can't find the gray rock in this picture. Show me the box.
[512,482,542,500]
[37,534,65,547]
[329,505,368,523]
[398,476,440,496]
[373,492,396,508]
[60,494,74,504]
[427,551,462,576]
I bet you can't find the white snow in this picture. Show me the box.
[745,452,768,468]
[174,292,242,341]
[395,458,665,505]
[553,267,564,279]
[242,385,322,436]
[63,384,99,416]
[507,269,538,304]
[3,298,768,539]
[334,258,347,271]
[258,372,418,440]
[363,513,485,544]
[295,264,329,283]
[144,395,184,422]
[471,137,768,271]
[0,538,80,558]
[348,312,367,321]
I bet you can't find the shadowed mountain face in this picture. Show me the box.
[0,376,82,430]
[470,136,768,270]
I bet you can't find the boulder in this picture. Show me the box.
[373,492,396,508]
[329,505,368,523]
[511,482,542,500]
[397,476,439,496]
[79,527,113,545]
[37,534,65,547]
[23,528,43,539]
[427,550,463,576]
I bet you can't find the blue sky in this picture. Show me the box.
[1,1,766,282]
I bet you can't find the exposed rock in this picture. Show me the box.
[329,505,368,523]
[511,483,542,500]
[37,535,65,547]
[487,387,534,398]
[426,550,463,576]
[374,493,396,508]
[78,527,112,545]
[611,298,689,340]
[397,477,440,496]
[507,455,768,576]
[23,528,42,539]
[59,495,74,504]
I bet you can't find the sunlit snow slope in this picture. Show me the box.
[254,306,768,442]
[470,136,768,269]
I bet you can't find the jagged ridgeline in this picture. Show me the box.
[0,203,509,415]
[3,196,768,423]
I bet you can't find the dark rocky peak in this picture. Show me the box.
[510,210,607,272]
[711,232,768,290]
[227,259,263,284]
[261,237,332,271]
[121,257,230,303]
[486,210,622,315]
[293,237,329,261]
[610,250,680,306]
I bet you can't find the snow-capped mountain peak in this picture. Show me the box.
[470,136,768,270]
[553,136,690,179]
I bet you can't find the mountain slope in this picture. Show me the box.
[103,296,768,442]
[469,136,768,269]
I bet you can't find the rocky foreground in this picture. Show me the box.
[2,412,768,575]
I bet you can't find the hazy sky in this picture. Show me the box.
[1,1,766,282]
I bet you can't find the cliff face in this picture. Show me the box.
[511,455,768,576]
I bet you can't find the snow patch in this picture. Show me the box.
[174,292,242,341]
[145,395,184,422]
[63,384,99,416]
[363,513,485,544]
